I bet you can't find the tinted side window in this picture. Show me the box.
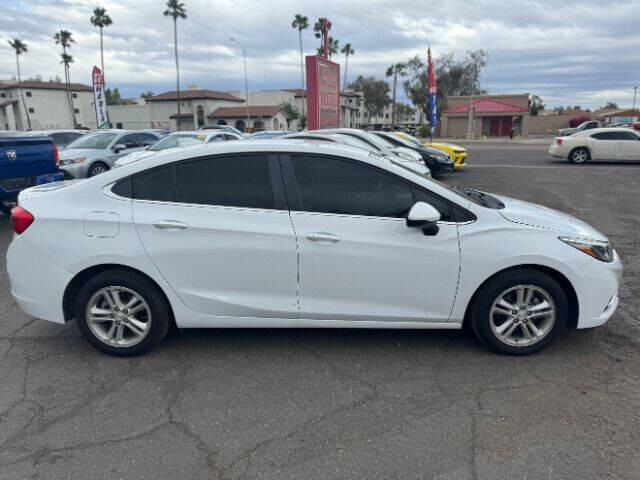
[618,131,639,140]
[112,177,132,198]
[132,166,176,202]
[49,133,66,145]
[412,187,453,222]
[176,154,274,209]
[119,134,139,147]
[591,132,616,140]
[290,155,413,218]
[137,133,159,145]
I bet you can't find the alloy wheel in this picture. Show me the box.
[85,286,152,347]
[489,284,556,347]
[572,149,588,163]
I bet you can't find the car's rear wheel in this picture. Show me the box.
[74,270,171,356]
[469,269,568,355]
[569,147,590,164]
[87,162,109,177]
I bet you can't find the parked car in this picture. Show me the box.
[557,120,602,137]
[7,140,621,356]
[58,130,162,178]
[372,131,454,175]
[113,130,243,168]
[319,128,424,164]
[280,132,431,176]
[197,125,244,136]
[0,135,64,214]
[246,130,292,140]
[393,132,468,169]
[20,129,86,148]
[548,127,640,163]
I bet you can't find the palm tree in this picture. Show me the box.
[340,42,354,91]
[291,14,308,106]
[54,30,77,128]
[90,7,112,80]
[8,38,31,130]
[317,37,339,59]
[386,62,407,127]
[163,0,187,130]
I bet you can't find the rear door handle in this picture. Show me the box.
[305,232,341,243]
[152,220,189,231]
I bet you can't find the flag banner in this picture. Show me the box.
[92,66,109,129]
[427,47,437,138]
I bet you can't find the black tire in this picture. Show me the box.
[74,270,171,356]
[469,269,568,355]
[0,200,13,216]
[87,161,109,177]
[568,147,590,164]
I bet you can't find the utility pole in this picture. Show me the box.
[633,86,638,110]
[230,38,250,132]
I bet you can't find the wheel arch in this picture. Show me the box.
[568,145,592,161]
[463,264,579,329]
[63,263,176,328]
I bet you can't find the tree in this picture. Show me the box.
[140,91,155,100]
[164,0,187,130]
[8,38,31,130]
[291,14,308,115]
[528,94,545,116]
[279,101,299,129]
[395,103,414,122]
[90,7,112,81]
[386,62,407,127]
[403,49,488,120]
[347,75,390,119]
[317,37,339,59]
[54,30,77,128]
[105,88,122,105]
[341,42,355,90]
[600,102,618,109]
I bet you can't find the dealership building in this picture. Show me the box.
[0,81,97,131]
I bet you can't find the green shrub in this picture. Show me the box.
[418,125,430,138]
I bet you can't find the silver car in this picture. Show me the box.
[20,129,87,148]
[59,130,161,178]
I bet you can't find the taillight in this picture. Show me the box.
[11,207,34,234]
[52,144,60,169]
[555,138,563,145]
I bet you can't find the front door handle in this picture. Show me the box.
[152,220,189,231]
[306,232,341,243]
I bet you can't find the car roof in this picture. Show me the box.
[22,129,86,135]
[574,127,637,136]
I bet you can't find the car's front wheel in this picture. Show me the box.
[74,270,171,356]
[569,147,590,164]
[469,269,568,355]
[87,161,109,177]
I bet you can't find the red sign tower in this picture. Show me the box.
[305,18,340,130]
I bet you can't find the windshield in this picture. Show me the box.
[66,132,117,149]
[368,133,397,148]
[396,133,422,146]
[148,133,202,151]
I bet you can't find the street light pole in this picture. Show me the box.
[230,38,250,132]
[633,86,638,111]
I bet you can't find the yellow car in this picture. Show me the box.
[393,132,467,169]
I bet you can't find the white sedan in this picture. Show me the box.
[113,130,243,168]
[7,141,622,356]
[548,127,640,163]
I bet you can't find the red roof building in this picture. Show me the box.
[440,94,531,138]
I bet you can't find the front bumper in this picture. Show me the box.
[60,162,90,179]
[574,250,623,329]
[452,152,466,169]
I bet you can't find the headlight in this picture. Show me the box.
[59,157,86,166]
[559,236,614,263]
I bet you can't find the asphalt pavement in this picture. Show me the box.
[1,142,639,479]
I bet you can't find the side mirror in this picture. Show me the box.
[113,143,126,153]
[406,202,441,236]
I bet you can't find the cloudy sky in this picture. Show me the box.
[1,0,638,109]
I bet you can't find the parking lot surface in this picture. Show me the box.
[1,143,639,479]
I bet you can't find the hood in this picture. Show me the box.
[388,146,423,162]
[493,193,607,240]
[59,148,103,159]
[114,150,157,167]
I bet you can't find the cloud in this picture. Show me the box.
[0,0,638,109]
